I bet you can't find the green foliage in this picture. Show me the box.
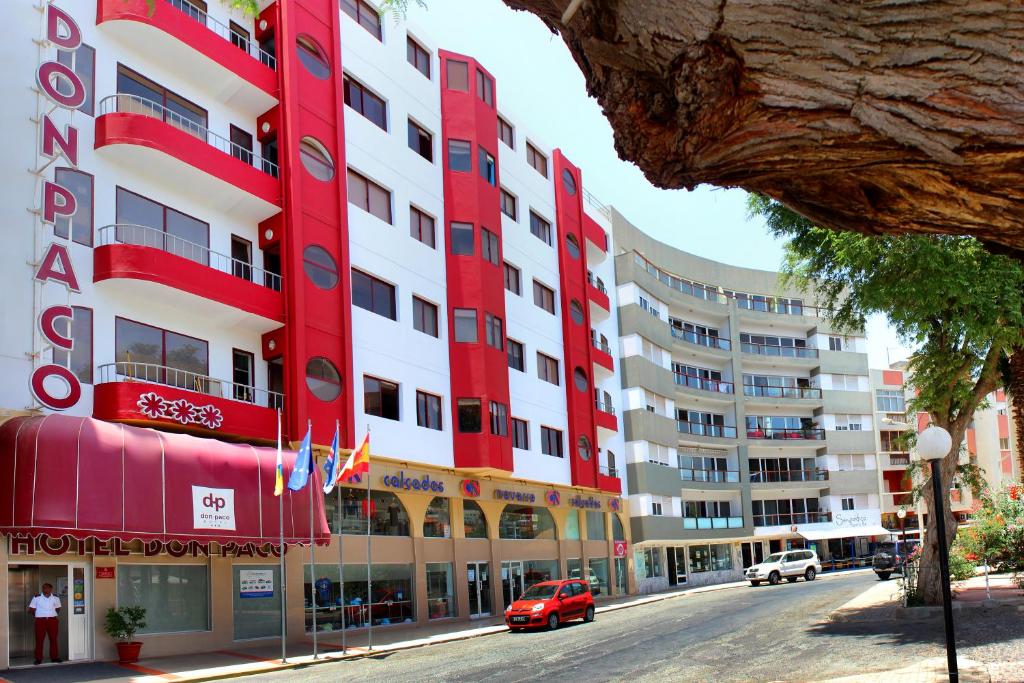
[947,544,977,582]
[958,484,1024,571]
[105,606,147,642]
[222,0,260,17]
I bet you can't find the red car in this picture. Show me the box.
[505,579,595,631]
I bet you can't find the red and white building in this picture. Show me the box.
[1,0,628,668]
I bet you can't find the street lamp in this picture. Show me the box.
[918,425,958,683]
[896,508,908,606]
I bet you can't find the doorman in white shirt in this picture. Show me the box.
[28,582,62,665]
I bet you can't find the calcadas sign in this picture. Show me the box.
[30,3,90,411]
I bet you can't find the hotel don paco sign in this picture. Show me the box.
[29,3,91,412]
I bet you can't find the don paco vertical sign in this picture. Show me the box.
[30,3,89,411]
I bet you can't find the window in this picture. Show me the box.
[326,489,410,536]
[569,300,584,325]
[577,435,592,460]
[364,375,399,420]
[352,269,397,320]
[499,188,518,220]
[446,59,469,91]
[639,548,663,579]
[295,35,330,79]
[828,336,843,351]
[526,142,548,177]
[463,500,488,538]
[507,339,524,372]
[57,43,95,116]
[450,222,474,255]
[830,374,863,391]
[481,227,500,265]
[302,245,338,289]
[115,317,208,387]
[503,262,521,295]
[343,74,387,130]
[573,367,588,392]
[651,499,664,516]
[404,296,437,339]
[406,36,430,78]
[453,308,478,342]
[541,426,563,457]
[230,125,254,165]
[407,119,433,161]
[299,138,335,180]
[232,349,254,402]
[116,65,208,132]
[499,505,556,540]
[410,206,436,248]
[561,169,577,195]
[416,391,442,430]
[841,497,856,511]
[448,139,472,172]
[497,116,514,148]
[115,187,207,260]
[423,498,450,540]
[537,353,559,385]
[833,454,867,471]
[52,306,92,383]
[484,313,503,350]
[479,147,496,185]
[118,564,209,634]
[533,280,555,314]
[512,418,529,449]
[876,389,905,413]
[1000,437,1011,450]
[305,357,341,401]
[833,414,863,431]
[347,169,392,223]
[489,402,508,436]
[476,69,493,106]
[565,234,581,259]
[529,211,552,245]
[457,398,481,432]
[341,0,382,40]
[55,168,93,246]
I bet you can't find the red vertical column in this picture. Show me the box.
[552,151,601,489]
[438,51,512,471]
[260,0,354,446]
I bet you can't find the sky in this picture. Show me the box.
[399,0,913,368]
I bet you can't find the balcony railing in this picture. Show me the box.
[166,0,276,69]
[677,421,737,439]
[599,465,619,478]
[595,400,616,415]
[99,361,283,410]
[887,453,911,466]
[753,511,832,527]
[583,187,611,220]
[586,272,608,294]
[99,94,280,178]
[674,373,734,395]
[683,516,744,530]
[742,385,821,400]
[750,469,829,483]
[746,427,826,440]
[741,341,818,358]
[98,224,282,291]
[670,327,732,351]
[592,338,612,355]
[681,469,740,483]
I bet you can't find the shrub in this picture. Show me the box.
[104,606,147,642]
[948,545,976,582]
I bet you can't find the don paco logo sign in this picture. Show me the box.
[29,3,91,412]
[192,486,236,530]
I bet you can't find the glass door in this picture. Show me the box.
[501,561,524,610]
[466,562,491,619]
[673,548,688,585]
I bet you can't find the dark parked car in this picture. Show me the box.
[872,540,919,580]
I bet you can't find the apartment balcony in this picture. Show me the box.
[742,384,823,409]
[597,465,622,494]
[680,468,741,487]
[674,373,735,404]
[97,0,277,113]
[582,210,609,263]
[595,400,618,433]
[677,420,738,446]
[736,299,825,325]
[590,336,614,372]
[95,225,283,333]
[881,452,912,469]
[882,491,914,511]
[669,327,733,360]
[753,511,832,527]
[586,272,611,317]
[746,427,826,443]
[750,469,828,484]
[94,362,282,442]
[683,516,744,530]
[740,341,819,365]
[96,94,281,222]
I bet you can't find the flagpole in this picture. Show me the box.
[366,426,373,652]
[308,419,318,661]
[277,409,287,664]
[335,420,346,655]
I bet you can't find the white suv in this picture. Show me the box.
[745,550,822,586]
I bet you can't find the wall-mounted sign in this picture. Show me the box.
[381,471,445,494]
[568,495,602,510]
[460,479,480,498]
[239,569,274,599]
[72,568,85,615]
[608,498,622,512]
[192,485,236,530]
[95,566,115,579]
[613,540,628,558]
[494,488,535,504]
[545,490,561,506]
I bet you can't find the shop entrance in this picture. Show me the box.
[666,547,687,586]
[741,541,765,568]
[7,562,91,667]
[501,561,525,610]
[466,562,491,619]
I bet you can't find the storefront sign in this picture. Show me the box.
[238,569,274,598]
[832,509,882,529]
[72,570,85,615]
[568,495,602,510]
[608,498,621,512]
[192,485,237,530]
[460,479,480,497]
[494,488,535,503]
[381,471,445,494]
[613,540,628,558]
[6,533,286,558]
[95,566,115,579]
[545,490,560,506]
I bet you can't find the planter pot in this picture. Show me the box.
[115,641,143,663]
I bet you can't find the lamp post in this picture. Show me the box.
[918,425,958,683]
[896,508,908,607]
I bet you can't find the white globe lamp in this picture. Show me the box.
[917,425,952,461]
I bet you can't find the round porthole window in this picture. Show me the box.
[565,233,581,260]
[570,299,585,325]
[561,168,577,195]
[577,436,592,461]
[299,137,335,181]
[305,357,341,401]
[296,35,330,80]
[573,367,588,392]
[302,245,338,289]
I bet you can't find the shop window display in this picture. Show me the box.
[324,489,410,536]
[498,504,557,540]
[303,564,414,631]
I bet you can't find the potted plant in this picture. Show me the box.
[105,606,147,663]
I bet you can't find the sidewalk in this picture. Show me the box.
[0,570,869,683]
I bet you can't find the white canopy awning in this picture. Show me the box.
[798,525,893,541]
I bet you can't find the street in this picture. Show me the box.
[263,572,946,682]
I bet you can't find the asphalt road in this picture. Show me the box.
[263,572,943,682]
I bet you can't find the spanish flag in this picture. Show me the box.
[273,410,284,497]
[338,432,370,483]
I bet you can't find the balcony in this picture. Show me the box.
[741,341,818,359]
[750,469,828,483]
[597,465,622,494]
[680,468,740,484]
[677,420,737,439]
[595,400,618,432]
[742,385,821,400]
[746,427,826,441]
[582,211,608,264]
[97,0,277,113]
[884,452,912,467]
[683,516,744,530]
[590,336,614,371]
[586,272,611,315]
[94,362,282,442]
[736,298,826,319]
[674,373,735,396]
[96,94,281,222]
[753,511,832,527]
[95,225,284,332]
[670,327,732,353]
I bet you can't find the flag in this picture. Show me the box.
[322,424,341,494]
[274,411,284,497]
[287,426,314,491]
[338,432,370,483]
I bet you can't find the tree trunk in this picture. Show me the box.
[1009,348,1024,478]
[503,0,1024,257]
[916,424,963,606]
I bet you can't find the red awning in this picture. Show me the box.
[0,415,330,546]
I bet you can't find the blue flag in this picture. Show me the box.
[322,425,340,494]
[287,426,313,491]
